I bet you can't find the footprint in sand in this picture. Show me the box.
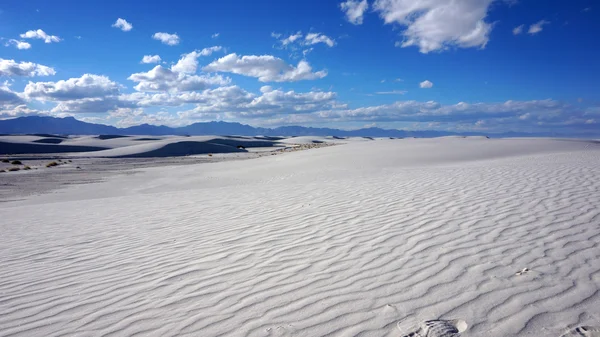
[560,326,600,336]
[398,319,467,337]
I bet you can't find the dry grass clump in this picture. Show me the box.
[46,161,59,168]
[23,166,31,170]
[8,167,20,172]
[11,160,22,165]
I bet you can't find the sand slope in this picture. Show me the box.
[1,138,599,336]
[0,135,345,158]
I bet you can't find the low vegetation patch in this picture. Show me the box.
[1,159,9,163]
[8,167,20,172]
[11,160,22,165]
[23,166,31,170]
[46,161,59,167]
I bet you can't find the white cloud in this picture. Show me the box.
[141,55,162,64]
[376,90,407,95]
[281,32,303,46]
[152,32,180,46]
[513,25,524,35]
[0,104,42,118]
[373,0,495,53]
[0,59,56,77]
[112,18,133,32]
[19,29,61,43]
[5,39,32,50]
[170,48,223,74]
[420,80,433,89]
[305,33,336,47]
[340,0,369,25]
[24,74,120,100]
[315,99,572,126]
[211,33,220,38]
[178,86,338,119]
[273,32,335,49]
[171,52,201,74]
[128,65,230,92]
[51,96,136,114]
[203,53,327,82]
[0,82,24,105]
[528,20,549,35]
[199,46,223,56]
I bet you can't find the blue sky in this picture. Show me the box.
[0,0,598,134]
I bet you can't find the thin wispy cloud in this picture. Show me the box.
[528,20,550,35]
[513,25,524,35]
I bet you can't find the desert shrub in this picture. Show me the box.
[68,160,72,162]
[0,169,5,173]
[208,153,213,157]
[46,161,59,167]
[8,167,20,172]
[23,166,31,170]
[1,159,9,163]
[11,160,22,165]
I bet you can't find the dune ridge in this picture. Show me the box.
[1,138,599,336]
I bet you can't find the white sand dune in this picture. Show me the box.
[0,135,303,158]
[1,138,600,336]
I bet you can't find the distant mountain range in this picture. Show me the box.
[0,116,589,138]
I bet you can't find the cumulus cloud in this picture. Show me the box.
[373,0,494,53]
[170,48,224,74]
[24,74,120,101]
[340,0,369,25]
[152,32,180,46]
[0,59,56,77]
[112,18,133,32]
[5,39,31,50]
[171,52,201,74]
[51,96,136,114]
[128,65,230,92]
[513,25,524,35]
[141,55,162,64]
[176,86,338,119]
[419,80,433,89]
[20,29,61,43]
[0,104,42,118]
[0,82,24,105]
[203,53,327,82]
[301,100,598,134]
[528,20,549,35]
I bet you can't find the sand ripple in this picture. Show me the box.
[1,140,599,336]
